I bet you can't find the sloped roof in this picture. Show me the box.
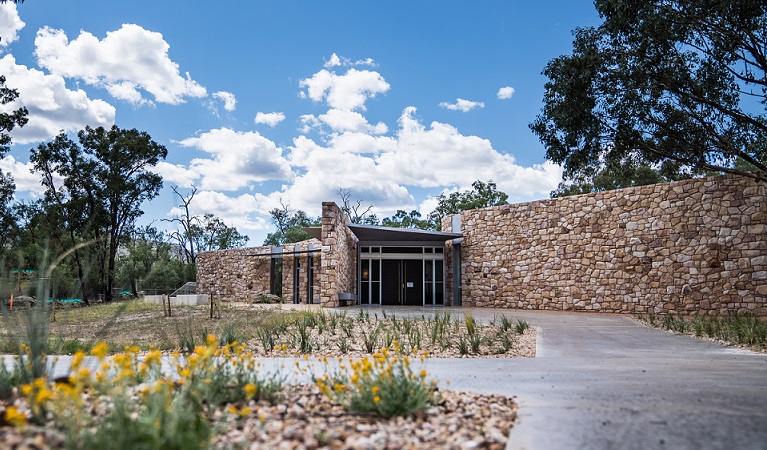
[304,224,461,243]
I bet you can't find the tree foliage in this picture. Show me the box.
[0,75,28,259]
[531,0,767,187]
[190,214,250,253]
[426,181,508,229]
[116,226,194,295]
[263,202,320,246]
[381,210,431,230]
[30,125,167,302]
[165,186,249,264]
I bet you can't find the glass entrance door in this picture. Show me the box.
[424,259,444,306]
[360,258,381,305]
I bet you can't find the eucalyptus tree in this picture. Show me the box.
[31,126,167,302]
[531,0,767,189]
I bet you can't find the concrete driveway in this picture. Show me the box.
[348,306,767,450]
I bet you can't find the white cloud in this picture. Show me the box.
[34,24,207,105]
[0,55,115,144]
[324,53,377,68]
[179,127,293,191]
[0,3,24,49]
[497,86,515,100]
[213,91,236,111]
[273,107,560,217]
[151,161,201,186]
[254,111,285,127]
[170,190,272,232]
[439,98,485,112]
[0,155,46,197]
[299,68,389,111]
[300,109,388,135]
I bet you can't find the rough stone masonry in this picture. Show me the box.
[447,174,767,316]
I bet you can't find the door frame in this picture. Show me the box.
[358,246,445,306]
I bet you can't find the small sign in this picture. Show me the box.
[406,282,414,288]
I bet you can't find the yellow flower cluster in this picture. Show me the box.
[314,340,435,417]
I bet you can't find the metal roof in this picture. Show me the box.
[303,224,461,244]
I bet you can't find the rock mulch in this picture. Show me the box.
[1,385,517,449]
[214,385,517,449]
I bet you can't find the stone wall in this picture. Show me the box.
[197,247,273,303]
[452,175,767,316]
[319,202,357,307]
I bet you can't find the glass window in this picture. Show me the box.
[361,259,370,281]
[372,259,380,282]
[382,247,423,254]
[361,247,370,253]
[424,248,433,253]
[435,248,444,253]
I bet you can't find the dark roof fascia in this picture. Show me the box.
[346,223,462,243]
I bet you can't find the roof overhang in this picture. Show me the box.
[303,224,461,245]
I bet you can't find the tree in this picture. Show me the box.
[165,186,250,263]
[531,0,767,187]
[427,180,508,229]
[31,125,167,302]
[337,189,379,225]
[189,214,249,253]
[263,202,320,246]
[0,75,28,259]
[381,210,431,230]
[165,186,199,264]
[550,156,685,197]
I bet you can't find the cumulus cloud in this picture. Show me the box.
[0,55,115,144]
[300,109,388,135]
[169,189,272,232]
[151,161,201,186]
[0,155,46,196]
[34,24,207,105]
[299,68,389,111]
[272,107,561,217]
[439,98,485,112]
[324,53,377,68]
[497,86,515,100]
[213,91,236,111]
[179,128,293,191]
[254,112,285,127]
[0,3,24,49]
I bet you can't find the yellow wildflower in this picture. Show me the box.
[4,406,26,427]
[371,385,379,395]
[373,395,381,404]
[244,383,258,399]
[91,342,109,359]
[71,350,85,370]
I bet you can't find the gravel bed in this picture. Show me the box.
[1,385,517,449]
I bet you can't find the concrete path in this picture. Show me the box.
[349,306,767,450]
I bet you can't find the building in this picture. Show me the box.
[197,175,767,316]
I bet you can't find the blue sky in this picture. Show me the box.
[0,1,601,244]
